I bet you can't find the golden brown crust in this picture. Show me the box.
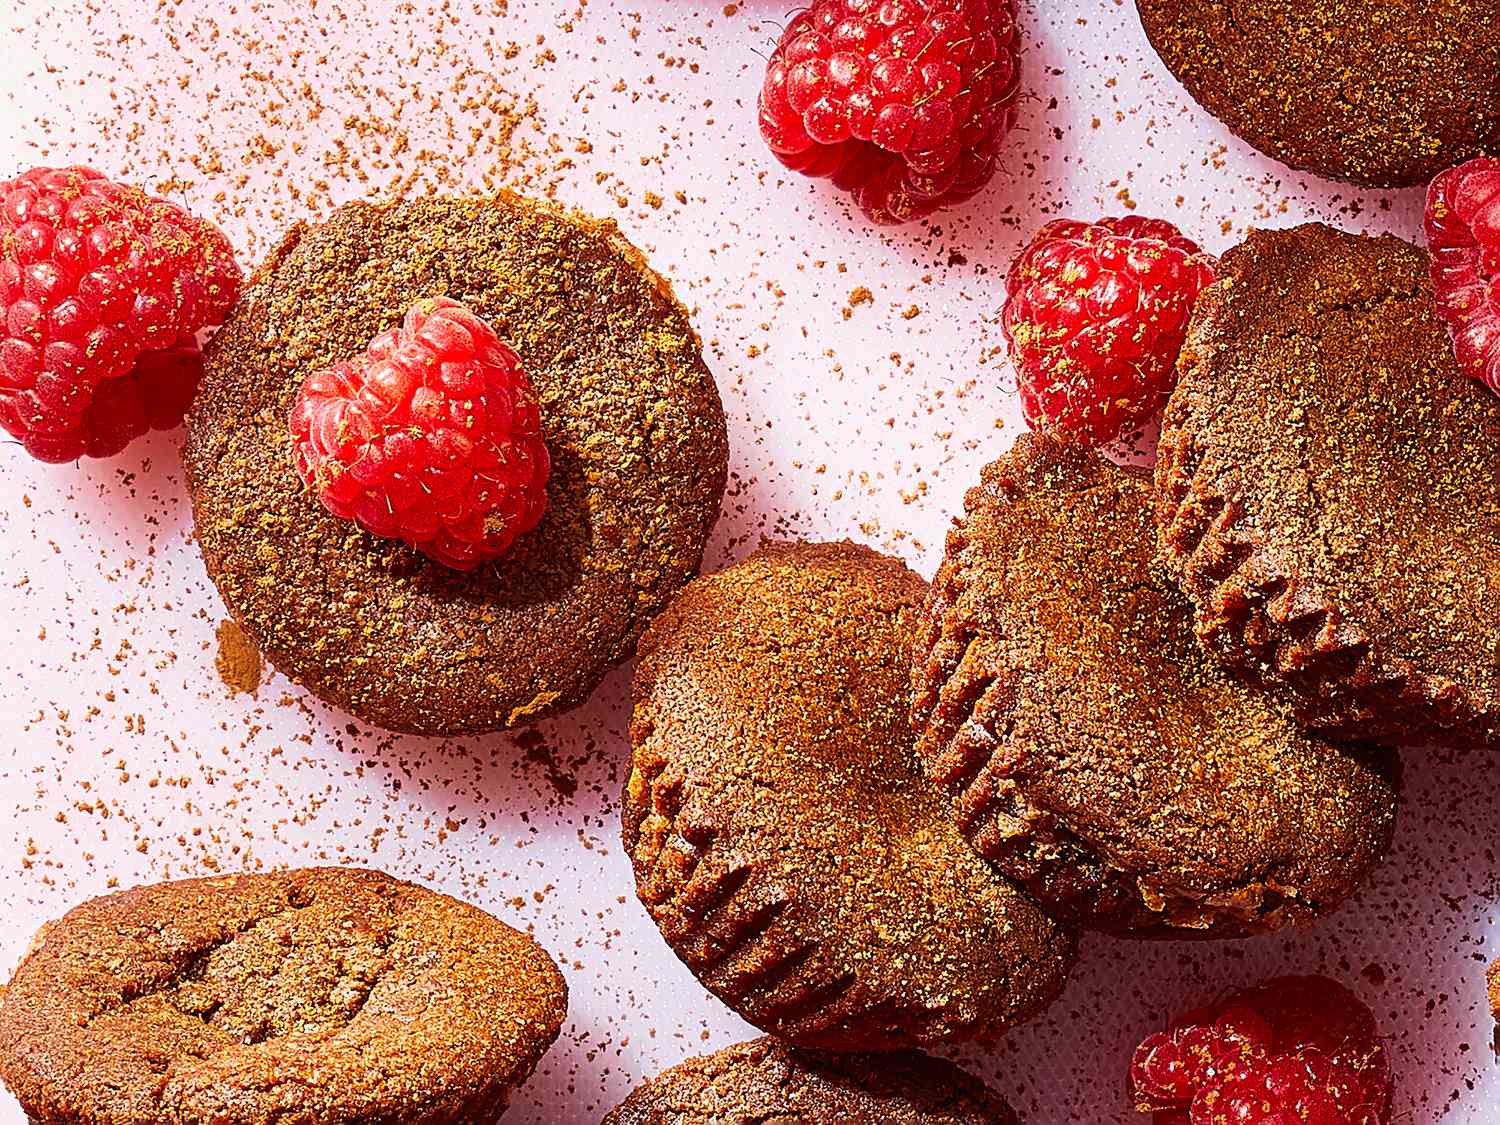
[912,434,1399,935]
[0,868,567,1125]
[601,1037,1017,1124]
[1156,223,1500,750]
[623,541,1074,1051]
[186,192,728,735]
[1136,0,1500,187]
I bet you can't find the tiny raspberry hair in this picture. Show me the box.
[1130,975,1392,1125]
[1426,155,1500,396]
[1002,215,1217,447]
[0,165,241,462]
[758,0,1022,225]
[290,297,551,572]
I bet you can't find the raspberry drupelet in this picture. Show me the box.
[0,166,241,462]
[1002,215,1217,447]
[1426,155,1500,396]
[1131,975,1392,1125]
[757,0,1022,225]
[290,296,550,572]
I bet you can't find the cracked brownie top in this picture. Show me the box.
[1156,223,1500,749]
[0,867,567,1125]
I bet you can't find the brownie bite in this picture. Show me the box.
[186,192,728,736]
[602,1037,1017,1124]
[1136,0,1500,187]
[913,435,1398,935]
[0,868,567,1125]
[1157,223,1500,750]
[624,541,1074,1051]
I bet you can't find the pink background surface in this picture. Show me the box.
[0,0,1495,1120]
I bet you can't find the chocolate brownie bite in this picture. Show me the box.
[1157,224,1500,750]
[602,1037,1017,1124]
[624,541,1074,1051]
[186,193,728,735]
[913,435,1398,935]
[0,867,567,1124]
[1135,0,1500,188]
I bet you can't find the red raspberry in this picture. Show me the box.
[1130,976,1393,1125]
[290,297,550,572]
[1002,215,1217,447]
[0,166,241,463]
[757,0,1021,225]
[1426,156,1500,396]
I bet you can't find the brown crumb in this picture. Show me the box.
[214,619,263,696]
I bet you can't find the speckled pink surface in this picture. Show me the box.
[0,1,1494,1121]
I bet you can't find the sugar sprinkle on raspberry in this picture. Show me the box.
[1426,155,1500,397]
[1002,215,1217,447]
[757,0,1022,225]
[1130,975,1393,1125]
[290,296,551,572]
[0,165,241,463]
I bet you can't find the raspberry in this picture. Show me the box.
[1425,156,1500,396]
[1130,976,1393,1125]
[1002,215,1217,447]
[757,0,1021,225]
[290,297,550,572]
[0,166,241,463]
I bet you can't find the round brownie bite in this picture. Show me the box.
[1157,223,1500,750]
[602,1037,1017,1124]
[624,541,1074,1052]
[1135,0,1500,188]
[0,867,567,1125]
[186,193,728,735]
[913,435,1398,935]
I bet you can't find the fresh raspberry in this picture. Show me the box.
[1002,215,1217,447]
[0,165,241,463]
[1426,156,1500,396]
[757,0,1021,225]
[290,297,550,572]
[1130,976,1393,1125]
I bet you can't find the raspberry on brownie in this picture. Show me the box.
[186,193,728,736]
[604,1037,1017,1124]
[290,296,551,572]
[0,868,567,1125]
[625,541,1074,1051]
[912,435,1397,935]
[1157,223,1500,750]
[1135,0,1500,188]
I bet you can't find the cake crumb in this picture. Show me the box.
[215,620,263,696]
